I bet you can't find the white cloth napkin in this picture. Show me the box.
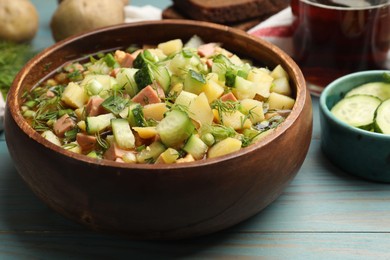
[124,5,162,23]
[248,7,294,56]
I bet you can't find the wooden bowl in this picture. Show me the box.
[4,20,312,240]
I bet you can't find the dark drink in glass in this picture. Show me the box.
[291,0,390,95]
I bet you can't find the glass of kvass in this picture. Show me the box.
[291,0,390,95]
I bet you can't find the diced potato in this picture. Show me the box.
[41,130,61,146]
[64,142,81,154]
[203,80,224,103]
[240,99,265,124]
[158,39,183,56]
[248,68,272,82]
[207,137,242,158]
[176,153,195,163]
[232,76,256,100]
[122,152,137,164]
[268,92,295,110]
[271,77,292,96]
[188,93,214,126]
[77,120,86,132]
[155,148,180,164]
[148,48,167,60]
[217,110,252,130]
[106,135,115,145]
[61,82,89,109]
[174,90,197,108]
[143,103,168,121]
[81,74,117,98]
[169,82,184,96]
[132,126,158,139]
[248,68,273,99]
[74,107,85,120]
[229,54,244,65]
[214,46,233,57]
[270,64,288,79]
[253,83,271,100]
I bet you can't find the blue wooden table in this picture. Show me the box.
[1,1,390,259]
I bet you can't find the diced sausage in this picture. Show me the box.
[110,68,121,77]
[131,85,161,106]
[114,50,135,68]
[53,114,75,137]
[104,142,128,161]
[85,96,105,116]
[76,133,97,152]
[197,43,217,58]
[220,92,238,102]
[46,90,56,98]
[206,59,213,68]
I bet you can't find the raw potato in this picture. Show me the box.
[57,0,130,6]
[51,0,125,42]
[0,0,39,42]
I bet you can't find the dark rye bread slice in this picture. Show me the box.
[172,0,290,24]
[162,5,269,31]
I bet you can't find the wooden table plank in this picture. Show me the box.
[2,137,390,234]
[1,0,389,258]
[0,232,388,259]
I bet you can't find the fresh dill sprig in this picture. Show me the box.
[30,96,62,132]
[0,41,36,98]
[211,99,239,124]
[96,133,109,151]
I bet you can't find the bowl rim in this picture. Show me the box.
[320,69,390,140]
[6,19,308,170]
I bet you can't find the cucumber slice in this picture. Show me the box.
[331,95,381,129]
[156,110,195,148]
[183,134,208,160]
[111,118,135,149]
[374,99,390,134]
[136,141,166,164]
[116,68,139,97]
[183,69,206,95]
[127,103,145,127]
[153,66,171,94]
[134,65,153,90]
[346,82,390,101]
[86,113,116,134]
[101,95,130,115]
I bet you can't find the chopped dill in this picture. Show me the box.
[96,133,109,151]
[0,41,36,98]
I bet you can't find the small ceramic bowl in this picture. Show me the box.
[319,70,390,182]
[5,20,312,239]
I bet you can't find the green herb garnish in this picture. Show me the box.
[0,41,35,98]
[101,95,130,115]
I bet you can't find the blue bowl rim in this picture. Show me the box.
[319,70,390,140]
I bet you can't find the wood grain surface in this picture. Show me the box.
[2,97,390,258]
